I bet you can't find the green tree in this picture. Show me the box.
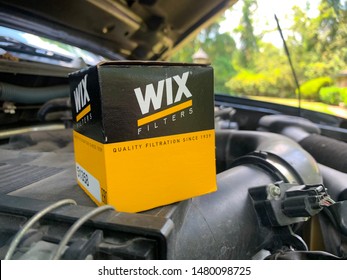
[233,0,259,69]
[170,21,237,93]
[226,42,295,98]
[288,0,347,81]
[200,22,237,92]
[226,0,296,97]
[227,0,347,99]
[172,0,347,101]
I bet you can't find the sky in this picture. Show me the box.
[219,0,321,47]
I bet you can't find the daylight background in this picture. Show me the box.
[170,0,347,117]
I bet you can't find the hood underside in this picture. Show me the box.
[0,0,237,61]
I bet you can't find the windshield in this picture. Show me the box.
[0,26,105,67]
[170,0,347,119]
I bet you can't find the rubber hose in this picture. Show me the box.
[300,134,347,173]
[215,130,322,185]
[37,98,71,121]
[318,164,347,201]
[0,82,70,104]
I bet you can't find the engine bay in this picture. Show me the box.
[0,61,346,260]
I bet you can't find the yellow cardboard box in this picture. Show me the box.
[69,61,216,212]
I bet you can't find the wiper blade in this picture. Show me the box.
[0,36,72,63]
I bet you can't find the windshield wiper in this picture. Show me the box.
[0,36,73,63]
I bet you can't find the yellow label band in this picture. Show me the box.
[76,104,91,122]
[137,100,192,126]
[73,129,216,213]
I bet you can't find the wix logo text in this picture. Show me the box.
[134,71,192,115]
[74,74,90,113]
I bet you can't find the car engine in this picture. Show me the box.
[0,61,346,260]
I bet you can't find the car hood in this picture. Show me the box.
[0,0,237,60]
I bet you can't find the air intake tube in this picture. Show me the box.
[258,114,347,201]
[169,130,323,259]
[0,82,69,104]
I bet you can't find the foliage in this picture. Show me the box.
[169,0,347,111]
[317,86,347,111]
[226,67,294,98]
[341,88,347,107]
[233,0,259,69]
[319,86,344,105]
[170,21,237,93]
[199,23,237,93]
[288,1,347,81]
[227,40,297,97]
[297,77,333,101]
[169,46,195,64]
[226,70,265,96]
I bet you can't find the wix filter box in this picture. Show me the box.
[69,61,216,213]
